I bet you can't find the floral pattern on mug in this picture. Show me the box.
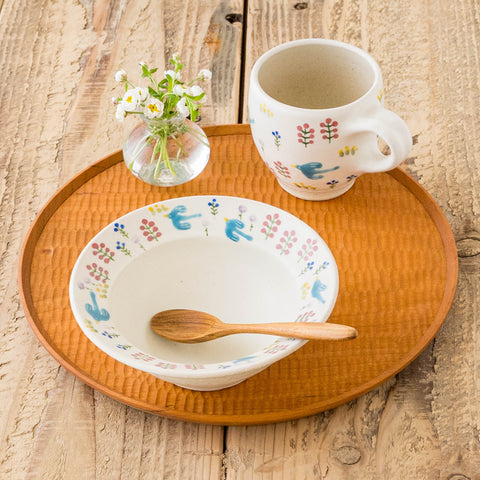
[297,123,315,147]
[272,131,281,150]
[320,118,339,143]
[260,103,274,116]
[248,39,412,201]
[273,161,291,178]
[338,146,357,157]
[327,180,339,189]
[293,182,317,190]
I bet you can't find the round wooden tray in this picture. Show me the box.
[19,124,457,425]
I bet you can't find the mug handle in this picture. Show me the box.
[349,108,412,173]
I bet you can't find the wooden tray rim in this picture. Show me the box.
[18,124,458,425]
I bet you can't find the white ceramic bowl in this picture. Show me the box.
[69,196,338,390]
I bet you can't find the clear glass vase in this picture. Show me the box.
[123,118,210,186]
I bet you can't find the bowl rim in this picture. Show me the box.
[69,195,339,380]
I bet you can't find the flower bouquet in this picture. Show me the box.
[113,55,211,186]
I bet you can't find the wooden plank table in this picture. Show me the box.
[1,1,478,478]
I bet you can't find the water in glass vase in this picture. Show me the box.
[123,118,210,186]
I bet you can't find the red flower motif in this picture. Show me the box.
[139,218,161,241]
[320,118,339,143]
[297,123,315,147]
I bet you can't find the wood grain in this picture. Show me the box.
[1,0,479,478]
[0,0,242,478]
[18,128,456,426]
[224,0,479,479]
[150,309,359,343]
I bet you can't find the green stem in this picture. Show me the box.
[151,135,162,172]
[185,126,209,147]
[142,120,206,179]
[129,132,151,170]
[153,134,174,178]
[142,69,159,92]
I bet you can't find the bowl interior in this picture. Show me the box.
[108,236,300,364]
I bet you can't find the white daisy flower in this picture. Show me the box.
[122,87,147,111]
[144,97,164,119]
[198,69,212,80]
[173,84,191,96]
[115,69,127,82]
[122,88,140,110]
[176,97,189,119]
[190,85,204,97]
[115,103,127,121]
[165,69,181,81]
[134,86,148,102]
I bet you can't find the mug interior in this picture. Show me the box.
[257,43,376,109]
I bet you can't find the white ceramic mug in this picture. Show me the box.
[248,39,412,200]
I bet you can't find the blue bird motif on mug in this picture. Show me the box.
[292,162,340,180]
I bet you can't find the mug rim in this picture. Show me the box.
[250,38,382,113]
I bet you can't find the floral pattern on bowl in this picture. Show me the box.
[69,196,339,390]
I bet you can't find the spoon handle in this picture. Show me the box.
[225,322,357,341]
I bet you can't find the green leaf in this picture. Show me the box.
[166,74,174,92]
[167,92,179,107]
[186,92,205,102]
[148,86,163,100]
[184,97,199,122]
[141,64,150,78]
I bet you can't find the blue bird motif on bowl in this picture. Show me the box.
[166,205,202,230]
[224,218,253,242]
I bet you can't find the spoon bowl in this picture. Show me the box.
[151,309,358,343]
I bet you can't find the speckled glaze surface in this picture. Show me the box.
[248,39,412,200]
[69,195,338,390]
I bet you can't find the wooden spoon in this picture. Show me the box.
[150,309,358,343]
